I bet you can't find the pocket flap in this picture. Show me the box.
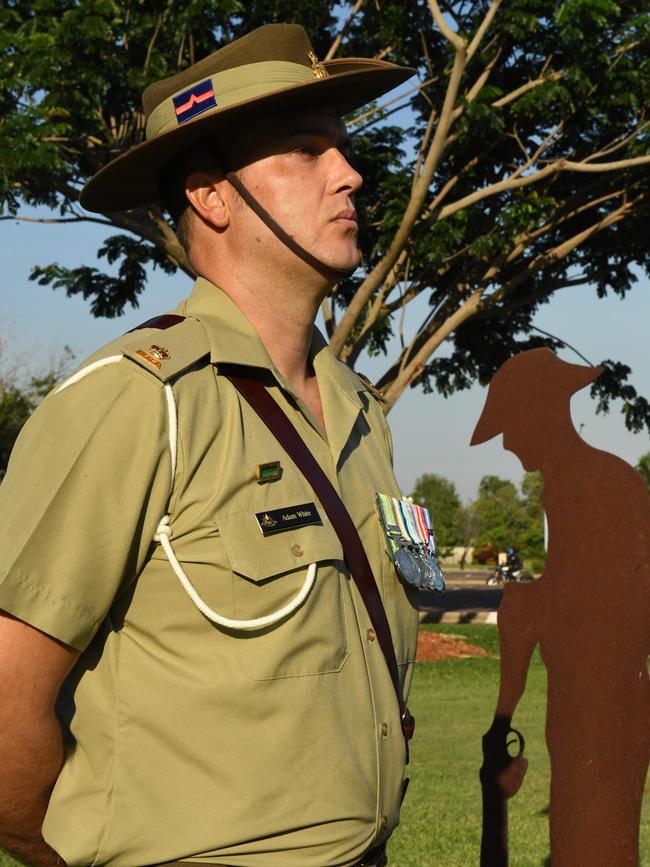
[219,509,343,582]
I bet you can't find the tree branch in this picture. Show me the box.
[347,77,436,129]
[559,155,650,172]
[0,215,113,227]
[383,288,485,410]
[464,45,502,104]
[332,28,469,356]
[428,0,465,51]
[143,14,163,74]
[581,122,649,164]
[484,195,638,307]
[377,183,643,410]
[412,108,438,194]
[491,70,563,108]
[325,0,366,61]
[431,149,648,225]
[466,0,502,62]
[321,295,335,339]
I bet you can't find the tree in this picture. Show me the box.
[410,472,462,548]
[467,471,545,567]
[0,384,33,480]
[2,0,650,426]
[637,452,650,491]
[469,474,526,551]
[0,343,73,479]
[519,470,545,567]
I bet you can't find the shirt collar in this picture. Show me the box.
[179,277,364,408]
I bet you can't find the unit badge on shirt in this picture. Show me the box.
[375,493,445,592]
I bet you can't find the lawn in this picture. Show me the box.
[1,625,647,866]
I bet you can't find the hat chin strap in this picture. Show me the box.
[224,171,356,282]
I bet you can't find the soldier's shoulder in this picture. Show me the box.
[116,313,211,383]
[353,371,388,405]
[68,314,211,388]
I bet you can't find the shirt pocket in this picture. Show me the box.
[218,509,350,680]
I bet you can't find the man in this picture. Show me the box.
[0,24,420,867]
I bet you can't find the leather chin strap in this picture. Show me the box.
[224,170,356,282]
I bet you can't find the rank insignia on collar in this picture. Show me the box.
[308,50,329,79]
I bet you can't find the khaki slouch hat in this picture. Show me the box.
[81,23,414,213]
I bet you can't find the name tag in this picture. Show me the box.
[255,502,322,536]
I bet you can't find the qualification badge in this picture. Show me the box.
[375,493,445,592]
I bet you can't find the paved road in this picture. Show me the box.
[419,570,503,623]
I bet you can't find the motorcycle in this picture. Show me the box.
[486,547,534,585]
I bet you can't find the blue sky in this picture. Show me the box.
[2,213,648,501]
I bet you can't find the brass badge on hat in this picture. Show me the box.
[308,50,329,79]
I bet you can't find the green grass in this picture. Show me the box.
[388,624,650,866]
[1,626,647,866]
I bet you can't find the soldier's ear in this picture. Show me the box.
[185,172,230,230]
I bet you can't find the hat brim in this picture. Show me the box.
[80,59,414,213]
[470,402,502,447]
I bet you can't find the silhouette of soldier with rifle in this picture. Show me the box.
[471,348,650,867]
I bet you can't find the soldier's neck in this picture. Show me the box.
[218,273,329,428]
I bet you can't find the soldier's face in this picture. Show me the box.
[225,108,363,275]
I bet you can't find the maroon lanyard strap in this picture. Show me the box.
[225,367,413,741]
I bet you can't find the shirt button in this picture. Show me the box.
[380,815,388,828]
[381,722,389,738]
[290,544,303,557]
[366,628,376,641]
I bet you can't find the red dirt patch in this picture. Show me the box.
[416,630,489,662]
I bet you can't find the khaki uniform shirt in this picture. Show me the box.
[0,278,419,867]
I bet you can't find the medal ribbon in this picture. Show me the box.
[412,504,431,547]
[375,494,402,556]
[386,496,410,542]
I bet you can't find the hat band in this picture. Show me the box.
[146,60,319,140]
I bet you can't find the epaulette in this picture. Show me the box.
[356,371,388,404]
[118,314,210,383]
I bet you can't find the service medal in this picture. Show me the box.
[375,492,447,592]
[396,546,422,586]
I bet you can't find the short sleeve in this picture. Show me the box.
[0,361,171,650]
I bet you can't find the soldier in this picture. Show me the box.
[0,23,421,867]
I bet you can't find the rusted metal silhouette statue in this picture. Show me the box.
[471,348,650,867]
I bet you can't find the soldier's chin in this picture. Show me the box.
[504,446,538,473]
[329,246,361,276]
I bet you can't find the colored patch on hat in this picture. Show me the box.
[173,79,217,124]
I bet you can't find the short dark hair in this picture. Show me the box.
[159,150,197,253]
[158,138,243,253]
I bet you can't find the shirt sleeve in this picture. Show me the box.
[0,361,171,650]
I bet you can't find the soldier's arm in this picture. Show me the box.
[0,612,79,867]
[494,581,540,718]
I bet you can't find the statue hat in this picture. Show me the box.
[471,348,603,446]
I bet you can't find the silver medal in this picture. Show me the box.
[396,547,421,586]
